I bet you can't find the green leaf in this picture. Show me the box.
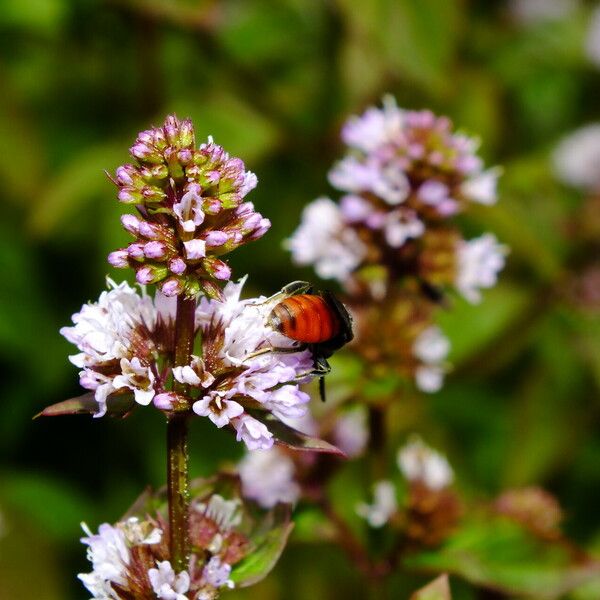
[404,515,600,598]
[230,504,295,587]
[249,411,346,456]
[410,574,452,600]
[34,391,135,419]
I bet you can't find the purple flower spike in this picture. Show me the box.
[110,114,270,295]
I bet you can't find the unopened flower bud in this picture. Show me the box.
[203,198,222,215]
[168,257,186,275]
[203,257,231,280]
[141,187,166,203]
[144,241,168,260]
[118,188,142,204]
[116,165,136,186]
[163,115,180,145]
[184,239,206,260]
[178,149,193,165]
[136,264,168,285]
[127,243,146,261]
[130,143,163,165]
[140,164,169,181]
[204,231,229,247]
[179,118,195,147]
[138,221,163,240]
[153,392,189,411]
[108,250,129,268]
[160,277,185,297]
[121,214,140,235]
[248,217,271,240]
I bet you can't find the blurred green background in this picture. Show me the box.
[1,0,599,598]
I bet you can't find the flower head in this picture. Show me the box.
[110,115,269,297]
[288,98,504,303]
[61,277,317,449]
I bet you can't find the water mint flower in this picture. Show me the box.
[412,326,450,393]
[356,480,398,528]
[238,449,300,508]
[397,436,454,491]
[148,561,191,600]
[109,115,270,298]
[288,97,505,303]
[60,277,318,449]
[456,234,507,304]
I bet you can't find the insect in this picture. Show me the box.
[266,281,354,402]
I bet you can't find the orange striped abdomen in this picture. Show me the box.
[269,294,340,343]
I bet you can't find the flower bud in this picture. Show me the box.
[116,165,137,186]
[118,188,143,204]
[108,249,129,268]
[121,214,141,235]
[144,241,168,260]
[153,391,189,411]
[127,243,146,261]
[184,239,206,260]
[179,118,195,147]
[203,257,231,280]
[168,257,186,275]
[136,264,168,285]
[163,115,180,145]
[138,221,163,240]
[203,231,229,247]
[160,277,185,297]
[130,143,163,165]
[141,187,167,203]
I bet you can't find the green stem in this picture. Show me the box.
[167,294,196,571]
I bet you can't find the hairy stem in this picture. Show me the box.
[168,294,196,571]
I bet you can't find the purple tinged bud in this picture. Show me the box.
[121,214,140,235]
[107,250,129,268]
[203,198,222,215]
[235,202,254,217]
[136,266,155,284]
[249,217,271,240]
[136,264,167,285]
[142,187,166,202]
[144,241,168,260]
[184,239,207,260]
[161,277,184,296]
[118,188,141,204]
[242,212,262,231]
[131,142,152,158]
[116,165,136,186]
[205,170,220,185]
[137,130,156,145]
[128,243,145,260]
[168,257,187,275]
[204,257,231,280]
[138,221,162,240]
[203,231,229,247]
[231,232,243,244]
[164,115,180,145]
[153,392,175,410]
[186,182,202,196]
[178,149,193,164]
[179,119,195,147]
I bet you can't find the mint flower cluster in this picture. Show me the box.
[108,115,270,298]
[289,97,506,303]
[60,278,314,450]
[288,98,507,392]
